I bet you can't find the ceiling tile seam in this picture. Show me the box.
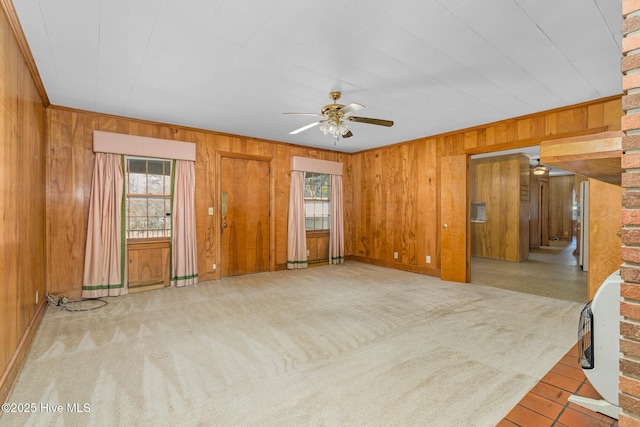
[514,1,604,99]
[37,0,60,95]
[124,2,162,112]
[94,0,103,110]
[593,0,622,50]
[390,6,547,112]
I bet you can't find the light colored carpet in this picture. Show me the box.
[2,262,583,426]
[471,239,588,304]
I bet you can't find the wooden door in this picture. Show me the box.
[221,157,270,277]
[588,179,623,299]
[529,173,541,249]
[440,155,470,283]
[539,180,549,245]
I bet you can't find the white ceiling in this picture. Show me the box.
[12,0,622,153]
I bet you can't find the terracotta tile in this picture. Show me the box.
[505,404,553,427]
[530,381,572,405]
[498,344,617,427]
[575,380,604,400]
[519,393,564,420]
[551,362,586,382]
[558,406,615,426]
[567,402,617,424]
[495,419,519,427]
[541,371,582,393]
[558,352,579,368]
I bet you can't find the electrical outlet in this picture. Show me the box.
[307,250,310,256]
[208,207,214,215]
[394,252,398,259]
[212,263,217,270]
[426,255,431,263]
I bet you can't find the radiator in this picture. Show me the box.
[569,270,621,419]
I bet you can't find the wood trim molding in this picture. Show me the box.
[349,256,441,278]
[0,0,50,105]
[0,299,47,404]
[464,127,609,155]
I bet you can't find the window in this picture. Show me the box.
[304,172,330,230]
[125,157,172,239]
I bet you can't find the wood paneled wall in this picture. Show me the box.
[349,141,439,274]
[471,154,530,262]
[529,173,542,249]
[0,5,47,404]
[548,175,576,241]
[349,96,621,276]
[46,107,350,296]
[588,178,623,299]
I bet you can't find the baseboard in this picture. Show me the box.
[0,298,47,405]
[348,256,441,277]
[276,257,440,277]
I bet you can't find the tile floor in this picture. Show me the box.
[498,344,617,426]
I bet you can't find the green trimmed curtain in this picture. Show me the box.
[82,153,127,298]
[329,174,344,264]
[170,160,198,287]
[287,171,308,269]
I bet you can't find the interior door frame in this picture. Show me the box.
[440,154,470,282]
[215,151,275,279]
[465,142,544,283]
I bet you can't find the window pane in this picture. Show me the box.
[147,216,165,231]
[322,216,330,230]
[148,197,166,217]
[129,173,147,194]
[129,197,146,217]
[125,156,172,239]
[147,160,164,176]
[148,174,165,194]
[321,175,329,198]
[129,218,147,233]
[128,159,147,174]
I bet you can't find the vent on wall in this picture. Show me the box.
[471,202,486,223]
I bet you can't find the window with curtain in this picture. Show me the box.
[125,157,172,239]
[304,172,330,231]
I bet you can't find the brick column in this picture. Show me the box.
[622,2,640,426]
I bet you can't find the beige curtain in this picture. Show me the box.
[329,174,344,264]
[82,153,127,298]
[171,160,198,287]
[287,171,308,269]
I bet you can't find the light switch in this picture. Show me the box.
[208,207,213,215]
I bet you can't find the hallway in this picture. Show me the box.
[470,239,588,304]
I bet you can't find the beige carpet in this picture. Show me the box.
[2,262,583,426]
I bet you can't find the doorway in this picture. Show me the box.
[220,156,271,277]
[468,147,587,302]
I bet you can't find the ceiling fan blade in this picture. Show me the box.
[283,112,323,117]
[340,103,364,117]
[342,130,353,138]
[347,116,394,127]
[289,121,321,135]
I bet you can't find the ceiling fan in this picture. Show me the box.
[284,91,394,141]
[532,158,551,175]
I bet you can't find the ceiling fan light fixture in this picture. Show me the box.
[533,166,547,175]
[320,120,350,139]
[533,159,550,175]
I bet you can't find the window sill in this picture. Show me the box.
[306,230,330,237]
[127,238,170,250]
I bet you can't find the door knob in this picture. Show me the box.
[443,224,448,229]
[223,223,227,228]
